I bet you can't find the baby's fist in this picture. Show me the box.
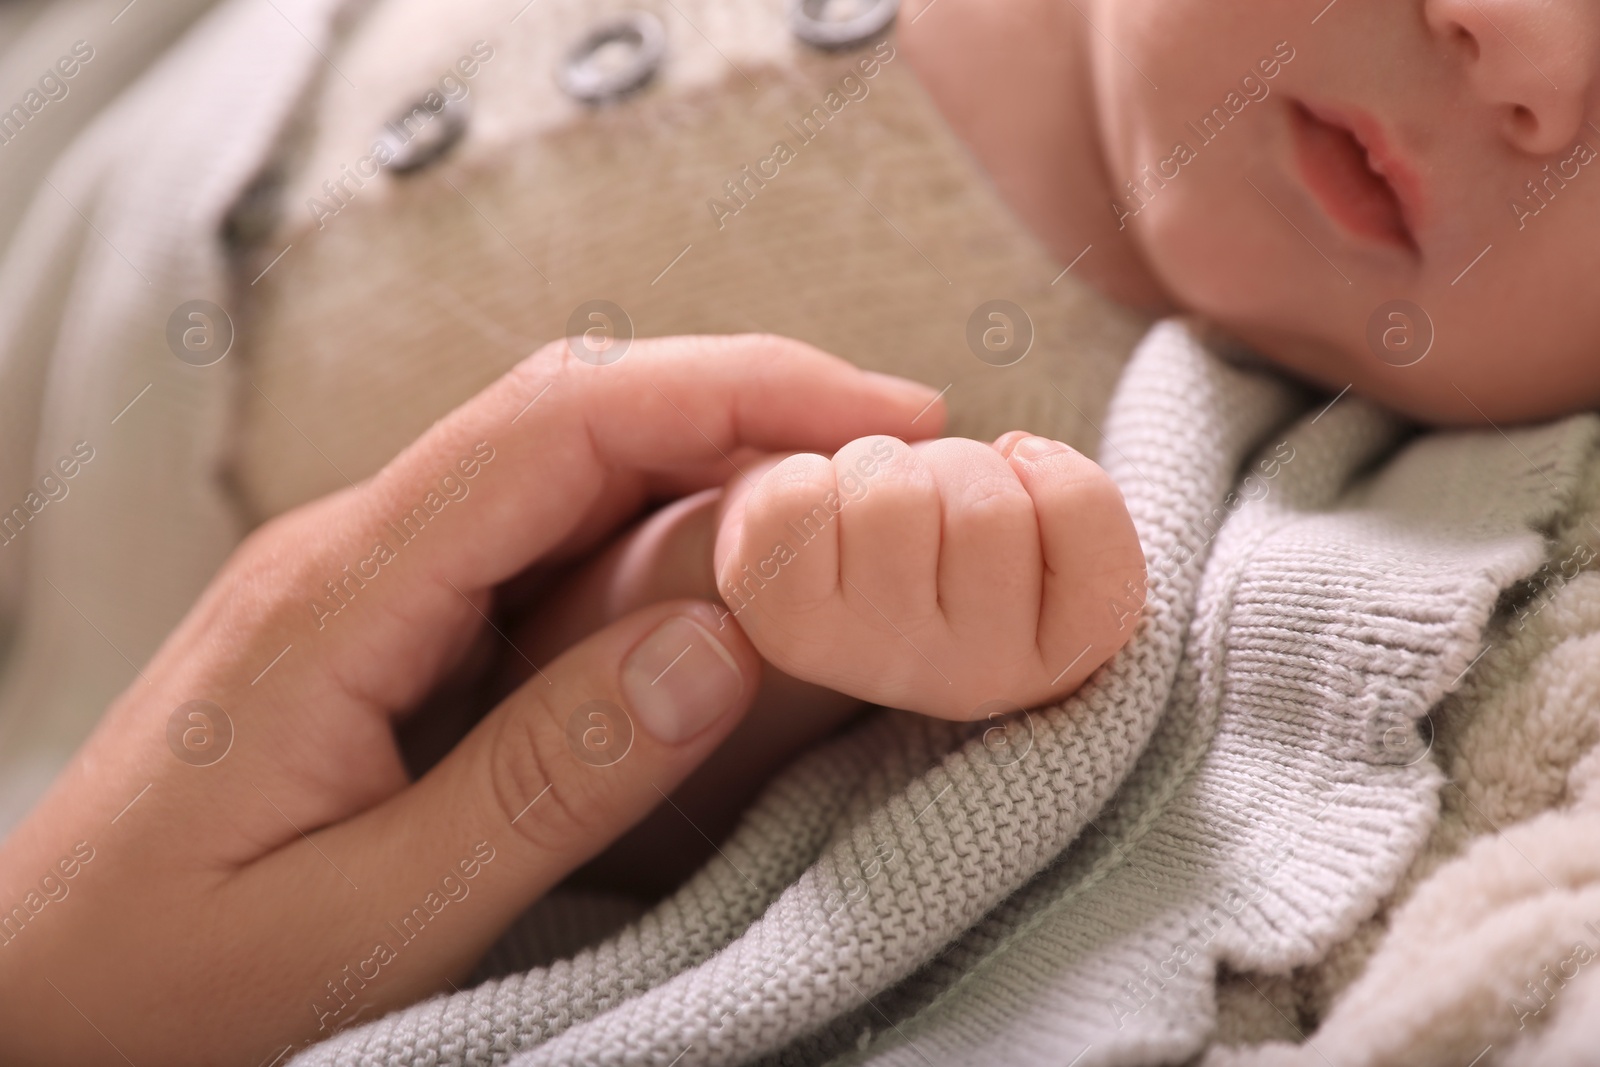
[713,433,1146,720]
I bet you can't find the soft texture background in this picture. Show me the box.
[2,0,1600,1064]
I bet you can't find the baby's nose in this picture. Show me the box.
[1422,0,1598,155]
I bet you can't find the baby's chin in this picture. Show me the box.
[1214,320,1466,427]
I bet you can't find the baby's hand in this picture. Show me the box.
[714,433,1146,720]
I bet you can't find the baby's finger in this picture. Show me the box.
[716,453,842,626]
[1000,435,1146,690]
[507,488,724,678]
[836,437,941,628]
[916,438,1040,646]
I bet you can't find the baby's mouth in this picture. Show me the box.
[1289,100,1419,255]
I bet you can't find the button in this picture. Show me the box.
[557,12,667,103]
[379,95,469,174]
[787,0,898,49]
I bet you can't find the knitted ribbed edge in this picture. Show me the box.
[812,363,1599,1066]
[1197,426,1600,1066]
[291,319,1303,1065]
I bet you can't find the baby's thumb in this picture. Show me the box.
[331,599,757,991]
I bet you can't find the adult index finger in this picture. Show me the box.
[231,335,944,720]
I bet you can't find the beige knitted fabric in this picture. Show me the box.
[232,0,1146,524]
[290,321,1597,1067]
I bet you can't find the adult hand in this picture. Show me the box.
[0,335,945,1066]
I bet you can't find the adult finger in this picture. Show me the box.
[221,335,945,720]
[362,333,945,591]
[113,337,943,835]
[279,598,759,1022]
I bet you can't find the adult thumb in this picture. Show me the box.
[325,598,758,993]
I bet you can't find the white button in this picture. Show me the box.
[787,0,898,49]
[558,12,667,103]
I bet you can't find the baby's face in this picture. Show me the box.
[1094,0,1600,424]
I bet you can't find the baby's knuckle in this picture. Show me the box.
[739,593,828,647]
[839,440,927,501]
[1050,451,1119,497]
[842,434,911,465]
[966,476,1034,518]
[752,456,826,509]
[1080,461,1125,500]
[769,494,832,542]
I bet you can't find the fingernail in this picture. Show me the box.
[622,615,745,744]
[1013,436,1071,461]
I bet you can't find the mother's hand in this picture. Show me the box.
[0,335,944,1066]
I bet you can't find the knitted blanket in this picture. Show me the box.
[292,321,1597,1066]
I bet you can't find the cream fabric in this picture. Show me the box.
[232,0,1145,524]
